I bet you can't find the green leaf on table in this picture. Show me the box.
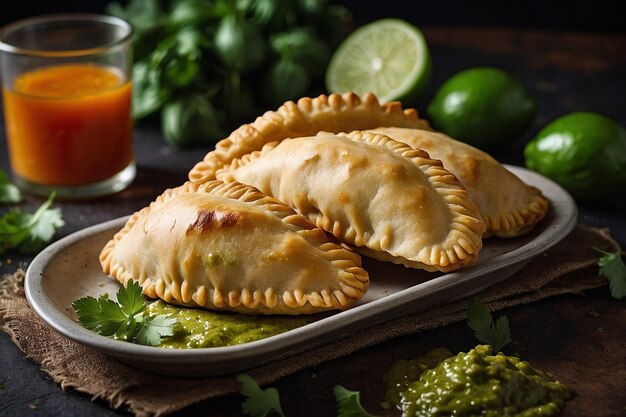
[0,170,22,204]
[18,196,64,254]
[0,192,64,255]
[596,248,626,299]
[238,374,285,417]
[334,385,380,417]
[72,280,177,346]
[467,298,512,353]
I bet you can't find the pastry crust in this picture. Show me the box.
[189,92,431,183]
[367,127,549,237]
[216,132,485,272]
[100,181,369,315]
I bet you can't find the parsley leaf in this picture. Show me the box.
[596,248,626,299]
[334,385,380,417]
[238,374,285,417]
[467,299,512,352]
[0,192,64,255]
[72,280,176,346]
[0,170,21,204]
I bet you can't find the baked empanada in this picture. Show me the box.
[366,127,549,237]
[100,181,369,315]
[216,132,485,272]
[189,92,431,183]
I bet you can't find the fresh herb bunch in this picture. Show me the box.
[72,280,177,346]
[106,0,352,148]
[0,176,64,256]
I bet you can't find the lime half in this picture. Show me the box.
[326,19,432,103]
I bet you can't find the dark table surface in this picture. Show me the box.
[1,26,625,417]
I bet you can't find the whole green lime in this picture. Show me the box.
[427,67,536,149]
[524,112,626,201]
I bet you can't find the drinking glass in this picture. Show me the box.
[0,14,135,199]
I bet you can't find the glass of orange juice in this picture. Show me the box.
[0,14,135,199]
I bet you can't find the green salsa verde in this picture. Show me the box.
[384,345,571,417]
[145,300,306,348]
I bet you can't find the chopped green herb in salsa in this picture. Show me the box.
[146,301,306,349]
[384,345,571,417]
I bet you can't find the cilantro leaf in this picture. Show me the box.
[135,315,177,346]
[72,280,177,346]
[72,296,110,331]
[96,296,131,336]
[0,170,21,204]
[334,385,380,417]
[467,299,512,352]
[238,374,285,417]
[596,248,626,299]
[117,279,146,316]
[0,192,64,255]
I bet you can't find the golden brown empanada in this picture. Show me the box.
[216,132,485,272]
[189,92,431,183]
[366,127,549,237]
[100,181,369,315]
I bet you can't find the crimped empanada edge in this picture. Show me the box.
[189,91,431,183]
[339,131,485,271]
[483,187,549,238]
[218,132,486,272]
[100,180,369,315]
[368,126,550,238]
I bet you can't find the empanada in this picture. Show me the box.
[216,132,485,272]
[100,181,369,315]
[189,92,431,183]
[366,127,549,237]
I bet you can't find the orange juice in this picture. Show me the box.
[2,64,133,186]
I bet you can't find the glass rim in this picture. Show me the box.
[0,13,133,58]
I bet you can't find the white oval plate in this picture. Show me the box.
[25,166,577,377]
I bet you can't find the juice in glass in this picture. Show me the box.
[0,14,134,199]
[3,64,133,186]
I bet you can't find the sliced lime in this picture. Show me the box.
[325,18,432,103]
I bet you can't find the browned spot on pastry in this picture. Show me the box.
[186,210,240,235]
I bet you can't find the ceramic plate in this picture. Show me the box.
[25,166,577,377]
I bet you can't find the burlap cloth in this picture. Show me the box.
[0,224,620,417]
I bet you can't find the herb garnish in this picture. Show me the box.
[72,280,176,346]
[0,192,64,255]
[238,375,380,417]
[334,385,380,417]
[596,248,626,299]
[0,169,21,204]
[239,374,285,417]
[467,299,512,352]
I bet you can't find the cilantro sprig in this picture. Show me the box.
[72,280,177,346]
[0,170,21,204]
[238,375,380,417]
[596,248,626,299]
[0,191,64,255]
[467,299,512,353]
[334,385,380,417]
[239,374,285,417]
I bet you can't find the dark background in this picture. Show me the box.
[2,0,625,32]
